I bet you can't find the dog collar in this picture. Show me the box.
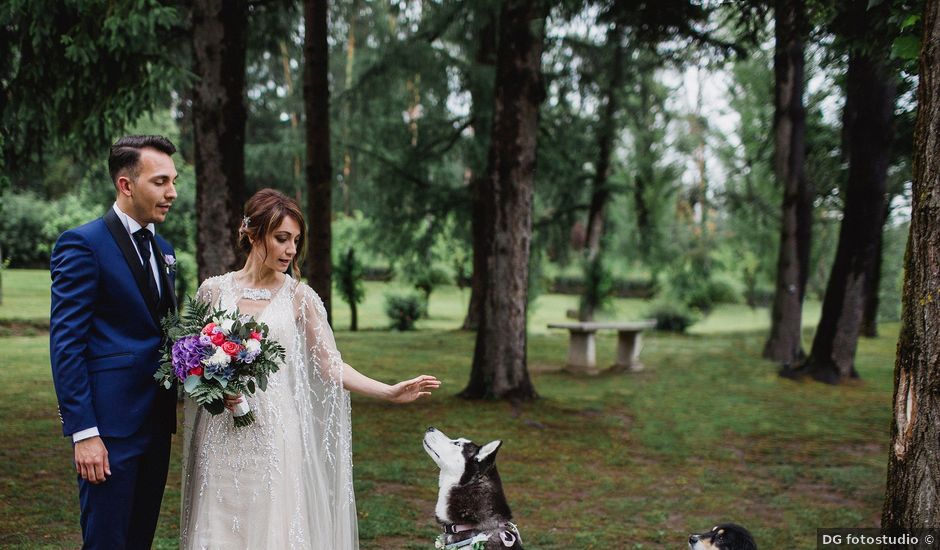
[435,532,489,550]
[443,524,476,535]
[435,522,521,549]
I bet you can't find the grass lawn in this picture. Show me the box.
[0,270,53,324]
[0,268,822,335]
[0,269,893,548]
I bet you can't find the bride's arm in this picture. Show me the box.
[297,282,439,403]
[340,362,439,403]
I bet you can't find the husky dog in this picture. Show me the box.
[689,524,757,550]
[423,427,523,549]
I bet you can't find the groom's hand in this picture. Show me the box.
[74,436,111,484]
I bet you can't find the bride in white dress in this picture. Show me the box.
[180,189,440,549]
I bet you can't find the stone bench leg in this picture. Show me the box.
[566,330,597,374]
[614,330,644,372]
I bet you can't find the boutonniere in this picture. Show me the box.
[164,254,177,275]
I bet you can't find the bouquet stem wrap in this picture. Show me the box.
[231,399,254,428]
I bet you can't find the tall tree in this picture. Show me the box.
[462,4,498,331]
[192,0,249,281]
[763,0,812,365]
[460,0,546,401]
[882,0,940,529]
[784,0,896,383]
[860,200,890,337]
[579,21,624,321]
[303,0,333,321]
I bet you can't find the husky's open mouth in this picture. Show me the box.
[423,439,440,460]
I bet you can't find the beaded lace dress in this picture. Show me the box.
[180,273,358,549]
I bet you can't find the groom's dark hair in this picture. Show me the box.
[109,135,177,186]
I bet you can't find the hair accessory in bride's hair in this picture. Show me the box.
[241,216,251,230]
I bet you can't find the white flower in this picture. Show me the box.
[206,347,231,367]
[219,319,235,334]
[244,339,261,353]
[164,254,176,266]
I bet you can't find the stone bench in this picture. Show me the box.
[547,320,657,374]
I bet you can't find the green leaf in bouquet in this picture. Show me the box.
[205,398,225,415]
[163,380,172,390]
[258,374,268,392]
[247,379,256,394]
[184,374,201,393]
[190,382,224,406]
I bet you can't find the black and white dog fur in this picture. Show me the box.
[423,427,523,549]
[689,523,757,550]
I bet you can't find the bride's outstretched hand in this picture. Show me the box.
[388,375,441,404]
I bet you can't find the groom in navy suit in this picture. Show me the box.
[50,135,179,549]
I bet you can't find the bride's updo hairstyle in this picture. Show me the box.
[238,188,306,274]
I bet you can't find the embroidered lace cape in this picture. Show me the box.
[180,273,358,549]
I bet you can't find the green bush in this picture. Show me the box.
[0,192,104,268]
[645,301,700,333]
[384,293,425,331]
[0,192,49,267]
[662,262,740,314]
[38,194,105,258]
[335,247,366,331]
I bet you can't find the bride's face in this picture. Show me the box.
[253,215,301,273]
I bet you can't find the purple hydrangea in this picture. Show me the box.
[237,348,261,364]
[172,336,210,381]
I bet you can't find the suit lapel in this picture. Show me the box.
[102,209,161,324]
[152,241,178,313]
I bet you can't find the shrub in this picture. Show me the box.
[663,264,740,314]
[384,293,425,331]
[0,192,53,268]
[38,194,105,257]
[335,247,366,331]
[646,301,699,333]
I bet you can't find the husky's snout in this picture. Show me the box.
[423,427,455,468]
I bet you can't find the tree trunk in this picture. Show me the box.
[861,200,890,337]
[763,0,811,365]
[278,40,303,188]
[580,22,624,322]
[881,0,940,530]
[785,1,895,383]
[303,0,333,323]
[462,7,497,332]
[633,71,654,260]
[340,0,358,216]
[460,0,545,401]
[350,300,358,332]
[192,0,249,282]
[463,180,486,331]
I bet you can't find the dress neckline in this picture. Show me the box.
[227,272,292,321]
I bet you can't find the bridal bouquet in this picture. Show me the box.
[155,298,285,427]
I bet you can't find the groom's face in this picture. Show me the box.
[118,148,178,225]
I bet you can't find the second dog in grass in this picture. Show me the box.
[423,427,523,549]
[689,523,757,550]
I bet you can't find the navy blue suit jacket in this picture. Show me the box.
[50,209,177,439]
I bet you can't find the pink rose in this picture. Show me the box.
[250,331,262,341]
[221,341,242,357]
[202,322,216,335]
[210,332,226,346]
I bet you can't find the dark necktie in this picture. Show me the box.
[133,227,160,303]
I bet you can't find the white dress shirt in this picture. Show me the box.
[72,204,163,443]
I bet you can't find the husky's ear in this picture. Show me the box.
[475,440,502,462]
